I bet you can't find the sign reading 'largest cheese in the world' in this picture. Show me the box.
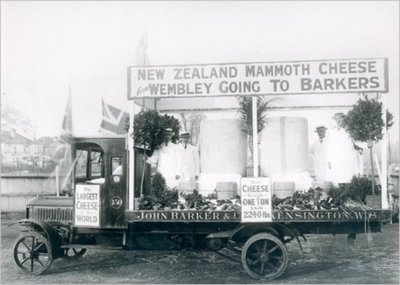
[128,58,388,99]
[74,184,100,227]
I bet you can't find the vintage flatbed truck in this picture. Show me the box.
[11,135,392,280]
[11,58,393,280]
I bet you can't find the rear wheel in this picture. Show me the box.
[241,233,288,279]
[13,232,53,275]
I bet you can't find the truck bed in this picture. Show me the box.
[125,209,392,223]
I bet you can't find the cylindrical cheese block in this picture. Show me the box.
[200,119,247,176]
[260,117,309,176]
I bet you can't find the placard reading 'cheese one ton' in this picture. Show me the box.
[74,184,100,227]
[241,177,272,222]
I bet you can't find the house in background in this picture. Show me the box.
[31,136,58,168]
[1,129,58,173]
[1,129,33,169]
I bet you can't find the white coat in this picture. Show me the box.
[147,143,181,189]
[178,143,200,182]
[310,138,329,183]
[326,127,359,185]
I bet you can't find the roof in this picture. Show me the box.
[1,130,32,144]
[72,134,126,140]
[134,93,359,112]
[34,136,56,146]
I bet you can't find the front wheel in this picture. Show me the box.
[13,231,53,275]
[241,233,288,279]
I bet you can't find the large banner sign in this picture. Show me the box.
[128,58,388,99]
[74,184,100,227]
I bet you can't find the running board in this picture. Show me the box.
[61,244,124,250]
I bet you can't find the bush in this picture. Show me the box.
[347,175,378,203]
[327,175,379,205]
[139,173,179,210]
[327,185,346,205]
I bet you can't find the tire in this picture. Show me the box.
[241,233,289,279]
[13,231,53,275]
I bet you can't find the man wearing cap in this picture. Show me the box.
[146,128,181,189]
[310,125,329,183]
[326,112,362,186]
[178,131,200,192]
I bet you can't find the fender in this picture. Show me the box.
[10,219,65,259]
[273,223,303,258]
[229,223,279,241]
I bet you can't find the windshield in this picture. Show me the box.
[74,146,104,183]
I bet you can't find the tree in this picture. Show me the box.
[132,110,181,195]
[133,110,180,155]
[179,112,206,146]
[343,96,394,195]
[1,103,36,139]
[237,96,272,175]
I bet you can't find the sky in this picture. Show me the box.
[1,1,399,139]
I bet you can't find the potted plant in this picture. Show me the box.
[132,110,181,196]
[342,96,393,206]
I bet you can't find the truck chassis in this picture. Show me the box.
[11,196,391,280]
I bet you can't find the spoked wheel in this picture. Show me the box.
[13,232,53,275]
[241,233,288,280]
[64,248,87,259]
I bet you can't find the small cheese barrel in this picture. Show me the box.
[216,182,238,200]
[273,181,296,199]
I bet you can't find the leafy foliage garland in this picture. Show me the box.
[139,173,179,210]
[328,175,378,205]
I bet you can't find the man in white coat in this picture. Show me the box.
[178,131,200,192]
[310,126,329,183]
[326,113,362,187]
[146,128,181,189]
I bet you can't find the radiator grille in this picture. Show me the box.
[32,207,73,223]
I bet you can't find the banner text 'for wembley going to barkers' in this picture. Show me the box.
[128,58,388,99]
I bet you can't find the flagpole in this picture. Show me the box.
[69,85,73,136]
[129,31,149,210]
[252,96,259,177]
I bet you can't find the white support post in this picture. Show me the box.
[128,103,135,210]
[381,93,389,209]
[252,96,259,177]
[55,165,60,197]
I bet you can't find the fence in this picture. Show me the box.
[1,174,59,212]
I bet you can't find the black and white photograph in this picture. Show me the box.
[1,1,399,284]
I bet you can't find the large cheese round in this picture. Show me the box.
[200,119,247,175]
[260,116,309,176]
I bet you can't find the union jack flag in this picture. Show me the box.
[100,99,129,134]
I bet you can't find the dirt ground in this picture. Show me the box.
[1,212,399,284]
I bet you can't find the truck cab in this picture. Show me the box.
[26,135,128,229]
